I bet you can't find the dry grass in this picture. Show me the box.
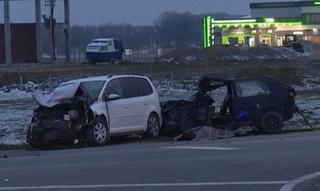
[0,55,319,86]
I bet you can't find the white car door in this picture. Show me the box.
[104,79,132,133]
[134,78,155,124]
[119,77,146,131]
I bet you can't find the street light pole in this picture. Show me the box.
[4,0,12,65]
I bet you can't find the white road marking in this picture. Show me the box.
[163,146,240,150]
[0,181,289,190]
[280,171,320,191]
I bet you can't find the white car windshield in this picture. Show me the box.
[80,81,106,100]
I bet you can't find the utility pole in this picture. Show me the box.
[50,0,56,63]
[45,0,56,64]
[35,0,42,63]
[64,0,70,64]
[4,0,12,65]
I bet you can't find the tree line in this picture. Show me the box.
[41,11,233,54]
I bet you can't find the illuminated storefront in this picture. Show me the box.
[203,1,320,47]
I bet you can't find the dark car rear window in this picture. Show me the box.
[236,80,271,98]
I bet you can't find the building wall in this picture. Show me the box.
[251,7,301,18]
[0,23,37,64]
[301,6,320,14]
[0,28,4,63]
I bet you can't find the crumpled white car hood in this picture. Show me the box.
[32,82,81,108]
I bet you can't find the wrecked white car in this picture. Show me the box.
[27,75,162,148]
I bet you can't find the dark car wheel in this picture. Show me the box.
[260,111,284,134]
[87,117,109,146]
[145,113,160,138]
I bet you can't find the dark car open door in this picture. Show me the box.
[233,79,273,124]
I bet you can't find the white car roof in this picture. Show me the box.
[65,75,148,84]
[66,76,110,84]
[33,75,150,107]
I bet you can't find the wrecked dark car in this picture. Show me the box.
[161,77,298,136]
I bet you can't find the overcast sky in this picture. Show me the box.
[0,0,308,25]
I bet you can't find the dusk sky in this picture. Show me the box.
[0,0,309,25]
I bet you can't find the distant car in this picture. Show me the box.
[86,38,124,63]
[161,77,298,135]
[27,75,162,148]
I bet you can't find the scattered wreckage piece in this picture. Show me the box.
[160,100,196,136]
[174,126,256,141]
[161,76,298,136]
[174,126,233,141]
[160,93,214,136]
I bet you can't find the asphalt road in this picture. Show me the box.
[1,131,320,191]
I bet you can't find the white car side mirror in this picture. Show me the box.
[107,94,121,101]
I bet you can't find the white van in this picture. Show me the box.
[86,38,124,63]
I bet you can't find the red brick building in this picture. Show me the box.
[0,23,37,64]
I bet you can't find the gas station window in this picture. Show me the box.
[305,14,311,24]
[305,13,320,24]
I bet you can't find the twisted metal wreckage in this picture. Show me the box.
[27,76,307,147]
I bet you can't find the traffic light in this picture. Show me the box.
[44,0,56,7]
[42,15,50,29]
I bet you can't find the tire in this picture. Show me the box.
[87,117,109,146]
[144,113,160,138]
[260,111,284,134]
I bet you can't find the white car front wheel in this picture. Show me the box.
[87,117,109,146]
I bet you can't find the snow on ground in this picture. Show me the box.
[0,98,34,145]
[0,78,319,145]
[0,89,32,101]
[289,90,320,129]
[159,46,307,64]
[0,90,34,144]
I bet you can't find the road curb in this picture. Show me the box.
[280,171,320,191]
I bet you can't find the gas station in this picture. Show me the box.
[203,0,320,47]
